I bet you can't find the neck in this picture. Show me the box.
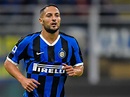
[41,30,59,44]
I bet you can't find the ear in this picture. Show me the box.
[39,18,43,24]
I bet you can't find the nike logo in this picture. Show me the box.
[36,52,44,55]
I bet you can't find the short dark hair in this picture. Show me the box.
[40,4,59,14]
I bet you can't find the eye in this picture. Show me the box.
[46,13,52,17]
[55,13,60,17]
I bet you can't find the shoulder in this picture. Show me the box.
[60,32,76,40]
[60,32,78,43]
[23,32,40,39]
[17,32,41,45]
[19,32,40,41]
[60,32,80,49]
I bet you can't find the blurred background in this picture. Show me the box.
[1,0,130,97]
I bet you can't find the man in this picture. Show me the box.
[4,4,84,97]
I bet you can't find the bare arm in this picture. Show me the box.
[4,59,40,92]
[63,64,84,77]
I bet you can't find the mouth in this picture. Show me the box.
[51,22,57,26]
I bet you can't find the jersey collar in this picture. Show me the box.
[40,34,60,46]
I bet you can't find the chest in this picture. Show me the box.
[27,39,72,63]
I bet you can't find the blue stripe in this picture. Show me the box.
[56,76,66,97]
[44,76,53,97]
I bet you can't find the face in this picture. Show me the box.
[39,6,61,34]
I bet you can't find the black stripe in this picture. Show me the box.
[47,73,54,76]
[33,36,40,62]
[37,76,46,97]
[32,71,40,74]
[27,73,33,97]
[27,73,31,78]
[61,37,68,62]
[8,41,28,63]
[19,45,28,60]
[28,92,33,97]
[75,39,83,62]
[48,46,54,62]
[60,88,64,97]
[70,47,76,66]
[79,47,83,62]
[26,61,32,72]
[60,77,67,97]
[50,77,60,97]
[8,53,14,59]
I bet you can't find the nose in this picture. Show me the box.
[52,15,56,21]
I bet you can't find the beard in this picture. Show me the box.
[44,26,59,34]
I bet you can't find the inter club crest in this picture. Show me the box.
[59,48,66,59]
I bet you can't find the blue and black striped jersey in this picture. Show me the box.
[7,31,83,97]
